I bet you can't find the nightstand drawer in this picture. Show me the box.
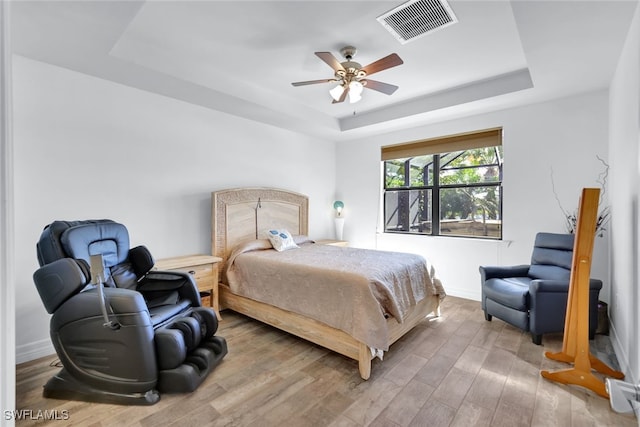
[179,264,215,286]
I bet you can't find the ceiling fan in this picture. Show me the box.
[291,46,404,104]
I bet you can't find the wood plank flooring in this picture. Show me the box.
[15,296,638,426]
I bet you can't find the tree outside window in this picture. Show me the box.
[383,146,502,239]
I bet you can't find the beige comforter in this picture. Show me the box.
[225,239,445,350]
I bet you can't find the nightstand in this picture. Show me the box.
[315,239,349,247]
[155,254,222,319]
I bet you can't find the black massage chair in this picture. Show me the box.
[33,219,227,405]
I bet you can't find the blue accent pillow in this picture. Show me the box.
[266,229,299,252]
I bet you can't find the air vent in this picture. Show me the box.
[377,0,458,44]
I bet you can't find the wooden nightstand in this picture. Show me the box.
[155,254,222,319]
[315,239,349,247]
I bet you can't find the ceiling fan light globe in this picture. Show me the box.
[329,84,345,101]
[349,80,364,96]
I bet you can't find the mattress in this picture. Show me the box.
[224,239,445,350]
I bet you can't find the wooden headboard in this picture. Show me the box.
[211,187,309,266]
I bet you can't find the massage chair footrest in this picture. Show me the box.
[43,368,160,406]
[157,336,228,393]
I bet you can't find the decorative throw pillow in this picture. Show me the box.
[266,229,299,252]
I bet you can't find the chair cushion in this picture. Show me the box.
[37,219,117,266]
[60,222,132,287]
[483,277,531,311]
[61,222,130,267]
[533,232,574,251]
[528,233,573,280]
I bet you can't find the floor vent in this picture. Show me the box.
[377,0,458,44]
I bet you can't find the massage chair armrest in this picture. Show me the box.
[33,258,91,314]
[130,245,198,301]
[49,287,159,392]
[51,287,152,330]
[479,265,530,281]
[137,271,200,306]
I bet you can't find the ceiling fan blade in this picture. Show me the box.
[315,52,345,72]
[332,86,349,104]
[363,79,399,95]
[291,79,335,87]
[361,53,403,76]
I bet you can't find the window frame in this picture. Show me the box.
[381,128,503,240]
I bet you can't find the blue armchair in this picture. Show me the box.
[480,232,601,345]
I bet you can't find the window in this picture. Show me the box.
[382,128,503,239]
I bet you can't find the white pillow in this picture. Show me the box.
[266,229,299,252]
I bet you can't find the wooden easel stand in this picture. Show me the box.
[541,188,624,398]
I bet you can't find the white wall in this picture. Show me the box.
[336,90,610,301]
[12,55,336,362]
[608,2,640,387]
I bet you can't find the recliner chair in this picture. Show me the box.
[33,219,228,405]
[480,232,602,345]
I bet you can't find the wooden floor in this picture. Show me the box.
[16,296,638,426]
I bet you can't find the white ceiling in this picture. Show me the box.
[10,0,639,141]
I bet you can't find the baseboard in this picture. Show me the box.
[16,338,55,364]
[609,321,635,382]
[445,287,481,302]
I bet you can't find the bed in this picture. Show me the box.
[211,187,445,379]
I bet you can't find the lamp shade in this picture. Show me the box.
[349,81,363,103]
[329,84,344,101]
[333,200,344,216]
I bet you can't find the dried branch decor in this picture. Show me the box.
[551,156,610,237]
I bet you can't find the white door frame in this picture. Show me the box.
[1,0,16,423]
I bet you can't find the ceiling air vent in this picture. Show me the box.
[377,0,458,44]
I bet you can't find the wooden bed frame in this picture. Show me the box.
[211,187,440,380]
